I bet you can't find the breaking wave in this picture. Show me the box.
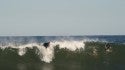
[0,36,125,65]
[0,40,85,63]
[0,36,125,70]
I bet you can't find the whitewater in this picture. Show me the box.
[0,36,125,70]
[0,40,85,63]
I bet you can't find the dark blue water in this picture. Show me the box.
[0,35,125,44]
[84,35,125,43]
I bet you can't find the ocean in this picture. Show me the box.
[0,36,125,70]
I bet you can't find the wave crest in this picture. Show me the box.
[0,40,85,63]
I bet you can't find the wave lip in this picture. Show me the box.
[0,40,85,63]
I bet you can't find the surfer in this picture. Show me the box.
[105,43,111,51]
[43,42,50,48]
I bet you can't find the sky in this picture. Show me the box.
[0,0,125,36]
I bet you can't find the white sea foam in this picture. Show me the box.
[52,41,85,51]
[0,40,85,63]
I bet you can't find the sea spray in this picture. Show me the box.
[0,36,125,70]
[0,40,85,63]
[37,44,55,63]
[52,41,85,51]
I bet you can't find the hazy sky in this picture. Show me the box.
[0,0,125,36]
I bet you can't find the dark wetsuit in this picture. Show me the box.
[105,43,111,50]
[43,42,50,48]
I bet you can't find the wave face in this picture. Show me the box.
[0,36,125,70]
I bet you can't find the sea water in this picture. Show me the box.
[0,36,125,70]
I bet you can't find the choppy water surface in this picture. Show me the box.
[0,36,125,70]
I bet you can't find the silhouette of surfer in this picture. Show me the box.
[43,42,50,48]
[105,43,111,50]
